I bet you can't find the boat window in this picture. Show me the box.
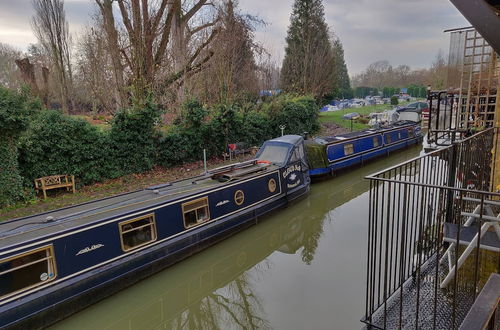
[290,148,300,162]
[398,132,401,139]
[344,143,354,155]
[296,143,305,159]
[119,214,157,252]
[0,245,57,299]
[256,143,290,165]
[183,197,210,228]
[373,137,379,147]
[234,190,245,205]
[386,134,392,144]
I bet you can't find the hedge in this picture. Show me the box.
[2,92,319,208]
[0,87,41,207]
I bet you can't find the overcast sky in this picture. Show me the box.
[0,0,469,75]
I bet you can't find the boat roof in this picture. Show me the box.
[314,121,416,144]
[0,160,279,250]
[266,134,303,145]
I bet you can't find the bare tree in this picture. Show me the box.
[0,43,22,90]
[257,56,280,91]
[31,0,73,113]
[75,25,118,112]
[191,0,262,104]
[429,50,448,90]
[95,0,221,106]
[351,60,434,89]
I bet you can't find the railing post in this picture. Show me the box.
[446,143,458,222]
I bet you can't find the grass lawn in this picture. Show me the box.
[319,102,411,132]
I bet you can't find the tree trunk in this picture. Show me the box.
[15,58,40,96]
[97,0,128,110]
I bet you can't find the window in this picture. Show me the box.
[234,190,245,205]
[256,143,290,165]
[268,178,277,193]
[296,144,305,160]
[289,148,300,162]
[182,197,210,228]
[373,137,379,147]
[386,135,392,144]
[119,214,157,251]
[0,245,57,299]
[397,132,401,139]
[344,143,354,155]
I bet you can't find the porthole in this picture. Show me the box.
[268,178,277,193]
[234,190,245,205]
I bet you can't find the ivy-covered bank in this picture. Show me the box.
[0,87,319,208]
[0,88,42,207]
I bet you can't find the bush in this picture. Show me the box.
[19,102,163,186]
[156,95,321,169]
[7,92,320,204]
[390,96,399,105]
[262,95,320,137]
[108,101,161,176]
[19,110,110,186]
[0,87,41,207]
[0,137,28,207]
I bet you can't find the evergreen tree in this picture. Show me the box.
[281,0,334,98]
[331,38,352,99]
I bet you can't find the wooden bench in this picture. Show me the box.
[35,175,75,199]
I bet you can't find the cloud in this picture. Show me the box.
[0,0,94,50]
[0,0,470,75]
[239,0,470,75]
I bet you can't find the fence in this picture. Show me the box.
[363,127,500,329]
[426,91,464,147]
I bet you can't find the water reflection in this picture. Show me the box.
[51,145,423,330]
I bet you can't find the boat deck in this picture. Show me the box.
[0,162,278,248]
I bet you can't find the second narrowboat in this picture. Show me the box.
[305,121,423,177]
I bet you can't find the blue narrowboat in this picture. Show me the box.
[0,135,310,329]
[305,121,423,177]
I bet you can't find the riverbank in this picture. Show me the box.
[319,102,412,131]
[1,120,347,221]
[0,154,253,221]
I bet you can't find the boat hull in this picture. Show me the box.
[308,123,423,178]
[2,184,309,329]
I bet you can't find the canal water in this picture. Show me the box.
[51,145,423,330]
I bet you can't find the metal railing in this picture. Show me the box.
[363,128,500,329]
[426,91,465,147]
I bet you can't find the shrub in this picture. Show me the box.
[108,101,162,176]
[262,94,320,137]
[0,87,41,207]
[19,110,110,186]
[0,137,28,207]
[390,96,399,105]
[11,93,320,202]
[156,95,320,167]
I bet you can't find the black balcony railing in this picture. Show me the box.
[426,91,467,148]
[363,128,500,329]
